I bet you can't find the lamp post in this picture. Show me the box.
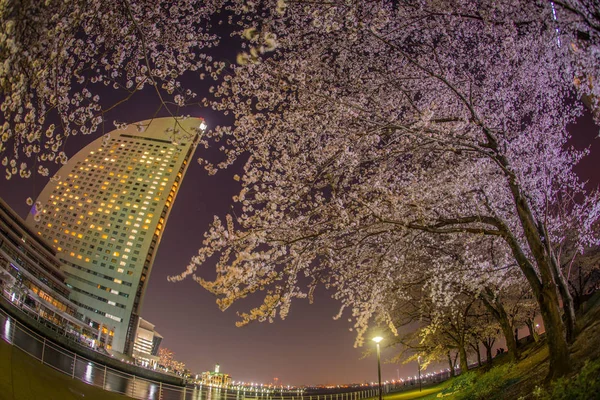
[417,356,422,392]
[372,337,383,400]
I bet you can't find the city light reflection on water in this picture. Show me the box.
[3,317,11,342]
[84,362,94,384]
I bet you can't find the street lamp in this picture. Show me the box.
[372,337,383,400]
[417,356,422,392]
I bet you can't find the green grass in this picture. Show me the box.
[383,382,452,400]
[361,380,452,400]
[0,338,131,400]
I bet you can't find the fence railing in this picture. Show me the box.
[0,306,190,399]
[0,305,382,400]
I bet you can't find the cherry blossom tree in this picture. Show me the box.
[170,0,600,379]
[158,347,186,373]
[158,347,175,369]
[0,0,221,182]
[395,325,460,377]
[467,310,501,367]
[380,235,517,373]
[424,236,527,363]
[3,0,597,381]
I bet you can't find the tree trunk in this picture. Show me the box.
[458,341,468,374]
[483,343,493,365]
[503,163,572,378]
[531,279,571,379]
[480,291,519,362]
[468,342,482,367]
[549,254,576,343]
[525,319,540,343]
[510,258,571,378]
[447,352,455,377]
[498,317,518,362]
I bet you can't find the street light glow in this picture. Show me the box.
[373,336,383,400]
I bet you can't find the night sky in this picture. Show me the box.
[1,83,599,385]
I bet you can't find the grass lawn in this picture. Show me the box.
[0,338,132,400]
[383,381,452,400]
[362,380,452,400]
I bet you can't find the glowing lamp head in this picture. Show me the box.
[199,121,208,131]
[372,336,383,343]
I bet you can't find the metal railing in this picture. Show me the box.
[0,305,381,400]
[0,306,188,399]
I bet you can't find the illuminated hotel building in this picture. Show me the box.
[26,117,204,353]
[0,197,114,348]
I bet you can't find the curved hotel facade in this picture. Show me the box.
[26,117,203,353]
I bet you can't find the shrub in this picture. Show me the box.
[548,359,600,400]
[453,364,513,400]
[439,372,478,398]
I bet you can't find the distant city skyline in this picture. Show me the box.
[1,98,598,386]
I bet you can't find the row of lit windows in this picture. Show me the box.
[63,260,132,287]
[70,286,126,309]
[70,299,123,323]
[63,271,129,299]
[31,286,70,313]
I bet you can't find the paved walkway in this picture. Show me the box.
[0,338,130,400]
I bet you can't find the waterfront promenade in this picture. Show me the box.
[0,337,129,400]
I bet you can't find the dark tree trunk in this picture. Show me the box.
[537,284,571,379]
[549,254,576,343]
[469,342,482,367]
[480,290,519,362]
[501,160,572,378]
[483,343,493,365]
[447,352,455,377]
[458,341,468,374]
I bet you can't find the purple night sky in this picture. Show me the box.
[0,87,598,385]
